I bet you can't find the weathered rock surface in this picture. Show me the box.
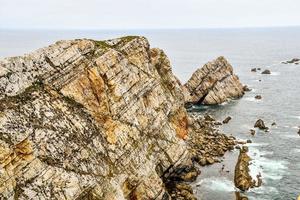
[222,116,232,124]
[183,56,244,105]
[0,36,194,199]
[254,119,268,130]
[0,36,246,200]
[234,147,254,191]
[187,113,236,166]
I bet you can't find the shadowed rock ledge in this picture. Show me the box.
[0,36,242,199]
[183,56,245,105]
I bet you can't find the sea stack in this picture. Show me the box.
[183,56,244,105]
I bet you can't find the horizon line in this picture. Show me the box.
[1,25,300,31]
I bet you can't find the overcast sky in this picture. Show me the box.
[1,0,300,29]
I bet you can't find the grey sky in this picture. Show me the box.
[1,0,300,29]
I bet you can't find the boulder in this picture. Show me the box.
[255,95,262,99]
[250,129,256,136]
[223,116,232,124]
[251,68,257,72]
[286,58,300,64]
[254,119,268,130]
[204,114,215,121]
[261,69,271,74]
[183,56,244,105]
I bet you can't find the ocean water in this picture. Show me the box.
[1,28,300,199]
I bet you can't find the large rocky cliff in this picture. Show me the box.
[0,36,240,200]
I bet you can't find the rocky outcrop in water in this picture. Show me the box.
[261,69,271,74]
[254,119,268,130]
[282,58,300,64]
[222,116,232,124]
[234,147,254,191]
[183,56,244,105]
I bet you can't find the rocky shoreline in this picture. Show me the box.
[0,36,256,199]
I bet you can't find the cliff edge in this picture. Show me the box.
[0,36,240,199]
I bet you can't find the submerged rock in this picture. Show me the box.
[255,95,262,99]
[284,58,300,64]
[254,119,268,130]
[183,56,244,105]
[250,129,256,136]
[261,69,271,74]
[223,116,232,124]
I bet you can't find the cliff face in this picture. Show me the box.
[0,37,189,199]
[183,56,244,105]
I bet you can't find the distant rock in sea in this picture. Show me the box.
[261,69,271,74]
[282,58,300,64]
[251,68,257,72]
[223,116,232,124]
[255,95,262,99]
[254,119,268,130]
[183,56,244,105]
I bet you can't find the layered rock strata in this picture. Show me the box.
[183,56,244,105]
[0,36,243,200]
[234,146,254,191]
[187,113,236,166]
[0,36,191,199]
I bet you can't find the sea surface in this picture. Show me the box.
[1,28,300,200]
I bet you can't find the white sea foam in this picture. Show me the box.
[291,149,300,153]
[270,72,280,76]
[246,143,269,147]
[281,134,300,139]
[195,177,235,192]
[220,101,228,106]
[248,147,288,181]
[243,97,257,102]
[250,185,279,195]
[292,116,300,120]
